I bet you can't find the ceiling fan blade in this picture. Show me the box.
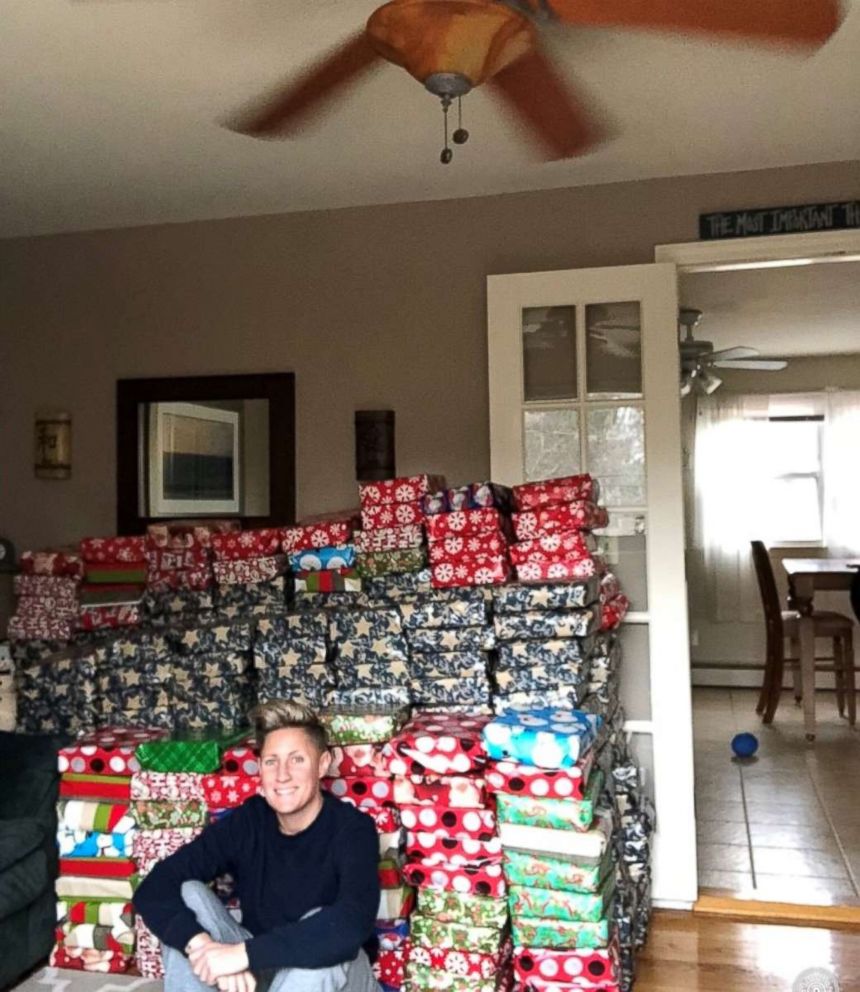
[707,345,759,361]
[488,48,601,159]
[230,33,381,138]
[712,359,789,370]
[540,0,841,47]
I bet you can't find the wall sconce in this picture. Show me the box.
[355,410,395,482]
[35,411,72,480]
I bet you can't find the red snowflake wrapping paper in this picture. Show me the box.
[202,773,262,809]
[145,547,211,571]
[393,775,488,809]
[211,528,283,561]
[130,772,206,803]
[600,594,629,631]
[133,827,202,874]
[357,805,401,834]
[508,530,596,566]
[361,501,425,531]
[405,831,502,864]
[329,743,388,778]
[381,713,490,777]
[512,475,599,511]
[212,555,286,585]
[484,753,595,802]
[599,573,621,603]
[322,776,396,807]
[146,521,239,550]
[425,509,505,540]
[135,918,164,979]
[59,727,168,777]
[512,503,609,541]
[428,532,508,565]
[431,556,510,589]
[374,948,407,988]
[79,537,146,564]
[50,944,132,973]
[13,574,80,598]
[13,597,77,618]
[8,613,73,640]
[281,520,355,554]
[220,740,259,776]
[515,558,603,583]
[76,605,141,631]
[513,945,620,989]
[359,475,446,507]
[398,805,496,840]
[402,859,506,898]
[146,567,213,593]
[354,525,425,553]
[407,942,506,979]
[20,549,84,578]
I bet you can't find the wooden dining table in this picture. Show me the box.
[782,557,859,740]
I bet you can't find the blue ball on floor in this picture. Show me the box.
[731,732,759,759]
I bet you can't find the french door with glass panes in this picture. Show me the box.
[487,263,696,907]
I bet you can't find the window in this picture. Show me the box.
[760,418,823,544]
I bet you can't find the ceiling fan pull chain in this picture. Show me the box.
[453,96,469,145]
[440,95,453,164]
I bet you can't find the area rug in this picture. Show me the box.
[14,968,163,992]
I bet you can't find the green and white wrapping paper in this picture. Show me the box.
[410,914,504,955]
[417,887,509,928]
[502,848,613,894]
[508,878,615,922]
[510,916,610,950]
[495,772,603,832]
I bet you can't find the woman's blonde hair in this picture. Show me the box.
[249,699,329,754]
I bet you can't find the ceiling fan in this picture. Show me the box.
[679,307,788,397]
[230,0,841,163]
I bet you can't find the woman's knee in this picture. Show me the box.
[181,880,213,914]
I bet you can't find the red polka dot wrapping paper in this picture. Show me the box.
[219,740,260,776]
[359,475,447,507]
[58,727,168,777]
[281,520,356,554]
[513,943,620,990]
[405,830,503,864]
[329,743,388,778]
[201,773,262,809]
[322,776,396,807]
[512,504,609,542]
[210,528,283,560]
[402,857,506,898]
[381,712,491,776]
[393,774,488,809]
[512,475,600,511]
[79,536,146,564]
[484,753,594,802]
[398,805,496,839]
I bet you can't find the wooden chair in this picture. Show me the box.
[750,540,856,726]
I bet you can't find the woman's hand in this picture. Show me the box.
[188,941,250,985]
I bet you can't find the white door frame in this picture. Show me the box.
[656,229,860,270]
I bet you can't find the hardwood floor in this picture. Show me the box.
[635,911,860,990]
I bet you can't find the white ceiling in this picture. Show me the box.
[680,260,860,356]
[2,0,859,239]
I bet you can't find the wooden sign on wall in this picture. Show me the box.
[700,200,860,240]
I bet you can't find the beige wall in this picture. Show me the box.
[1,160,858,551]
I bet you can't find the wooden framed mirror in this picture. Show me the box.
[116,373,295,535]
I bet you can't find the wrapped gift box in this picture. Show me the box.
[135,730,248,774]
[337,657,409,691]
[394,776,489,810]
[322,775,396,807]
[58,900,133,929]
[374,948,406,989]
[201,773,262,809]
[59,774,131,802]
[145,546,211,571]
[483,708,599,769]
[359,475,446,506]
[508,531,597,567]
[408,943,508,980]
[494,663,590,696]
[431,556,510,590]
[295,568,361,592]
[428,532,507,565]
[281,520,355,554]
[417,887,508,928]
[498,813,613,863]
[403,858,506,897]
[173,621,253,655]
[362,569,433,600]
[212,555,287,585]
[512,504,609,542]
[54,874,139,900]
[406,626,495,653]
[258,610,329,642]
[510,918,610,952]
[329,608,403,642]
[290,545,356,572]
[494,608,600,642]
[58,824,136,859]
[514,557,606,587]
[492,579,600,613]
[146,520,239,550]
[328,743,387,778]
[409,677,491,708]
[484,753,594,802]
[322,706,409,745]
[59,856,136,878]
[378,884,415,921]
[405,831,502,864]
[57,800,133,834]
[409,649,488,679]
[20,549,84,577]
[600,595,630,631]
[514,952,619,991]
[210,528,282,560]
[77,605,141,632]
[409,913,506,953]
[362,501,425,531]
[131,799,208,830]
[399,594,488,630]
[8,613,74,641]
[324,686,410,709]
[496,775,603,834]
[13,573,80,598]
[497,637,596,669]
[133,827,202,874]
[503,848,612,894]
[134,917,164,978]
[357,548,428,578]
[355,525,424,554]
[404,965,496,992]
[49,943,132,973]
[59,727,168,776]
[382,712,489,776]
[79,536,147,564]
[425,509,505,541]
[337,637,410,665]
[512,475,600,510]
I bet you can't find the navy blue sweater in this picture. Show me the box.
[132,793,380,972]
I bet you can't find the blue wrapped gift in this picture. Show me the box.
[482,707,601,768]
[491,578,600,614]
[405,625,495,653]
[289,544,356,573]
[493,607,600,642]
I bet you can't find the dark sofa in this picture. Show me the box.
[0,732,66,991]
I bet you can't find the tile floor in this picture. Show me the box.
[693,686,860,906]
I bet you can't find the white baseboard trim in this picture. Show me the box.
[652,898,695,911]
[692,667,839,690]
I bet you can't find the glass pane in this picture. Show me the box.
[618,624,651,722]
[596,512,647,611]
[524,409,581,483]
[586,301,642,397]
[763,421,820,475]
[586,406,646,506]
[522,306,577,401]
[763,476,822,542]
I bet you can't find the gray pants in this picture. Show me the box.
[162,881,379,992]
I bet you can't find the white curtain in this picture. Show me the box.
[693,394,770,622]
[822,389,860,555]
